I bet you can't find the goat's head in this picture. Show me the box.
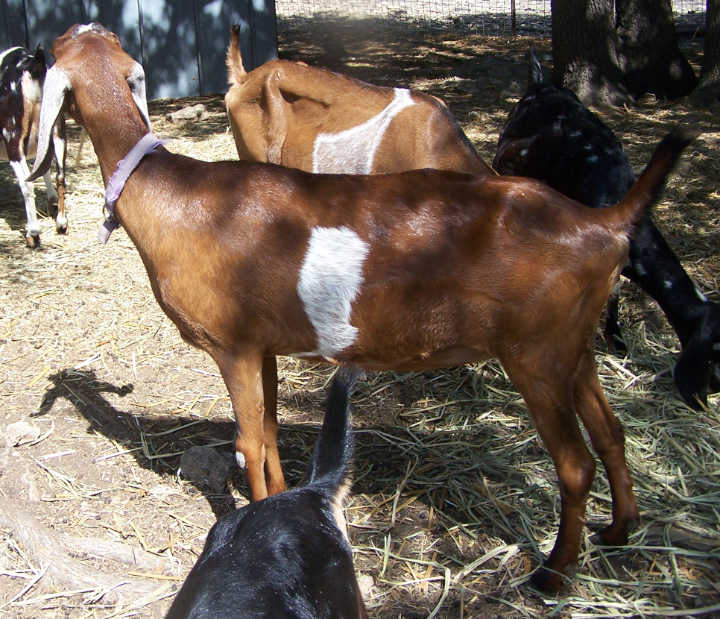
[28,23,150,181]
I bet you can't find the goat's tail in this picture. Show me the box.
[608,128,697,231]
[306,366,364,493]
[226,24,247,87]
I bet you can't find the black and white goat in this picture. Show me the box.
[166,366,368,619]
[0,45,66,247]
[494,48,718,409]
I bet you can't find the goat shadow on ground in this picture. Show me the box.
[33,367,560,538]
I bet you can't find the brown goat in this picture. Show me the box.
[224,25,492,177]
[30,23,693,592]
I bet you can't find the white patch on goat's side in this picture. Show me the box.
[663,279,673,290]
[312,88,415,173]
[235,451,246,469]
[297,226,369,357]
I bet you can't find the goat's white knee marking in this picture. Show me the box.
[297,226,369,357]
[312,88,414,174]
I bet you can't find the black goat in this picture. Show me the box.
[166,366,368,619]
[494,47,718,409]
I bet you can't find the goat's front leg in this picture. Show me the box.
[217,349,271,501]
[9,156,40,247]
[502,354,596,592]
[261,355,286,495]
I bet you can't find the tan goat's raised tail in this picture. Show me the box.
[226,24,247,87]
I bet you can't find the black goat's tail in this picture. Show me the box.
[608,127,697,231]
[226,24,247,87]
[306,366,364,493]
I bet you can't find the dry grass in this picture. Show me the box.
[1,22,719,618]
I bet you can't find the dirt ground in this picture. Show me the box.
[1,21,719,618]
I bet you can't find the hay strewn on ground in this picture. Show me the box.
[1,27,719,618]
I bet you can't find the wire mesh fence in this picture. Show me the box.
[275,0,706,38]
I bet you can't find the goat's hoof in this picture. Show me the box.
[590,517,638,547]
[25,233,40,248]
[529,563,571,593]
[55,222,68,235]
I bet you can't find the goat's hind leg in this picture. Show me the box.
[573,352,639,546]
[501,352,597,592]
[261,355,286,496]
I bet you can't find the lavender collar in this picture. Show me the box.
[99,132,165,244]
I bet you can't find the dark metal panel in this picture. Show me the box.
[23,0,87,58]
[0,0,28,49]
[138,0,202,100]
[195,0,277,95]
[10,0,278,98]
[195,0,245,95]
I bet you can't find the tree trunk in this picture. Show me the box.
[616,0,697,98]
[552,0,699,104]
[551,0,629,105]
[692,0,720,103]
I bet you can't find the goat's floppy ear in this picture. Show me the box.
[28,65,70,181]
[127,62,151,130]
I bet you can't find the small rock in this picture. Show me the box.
[179,446,234,493]
[149,483,178,498]
[166,103,207,123]
[6,421,43,447]
[357,573,374,599]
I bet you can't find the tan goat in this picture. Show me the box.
[224,25,493,177]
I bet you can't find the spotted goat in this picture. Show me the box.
[224,25,492,177]
[494,47,718,409]
[31,23,693,591]
[0,45,66,246]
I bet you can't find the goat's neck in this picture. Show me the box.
[83,114,149,186]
